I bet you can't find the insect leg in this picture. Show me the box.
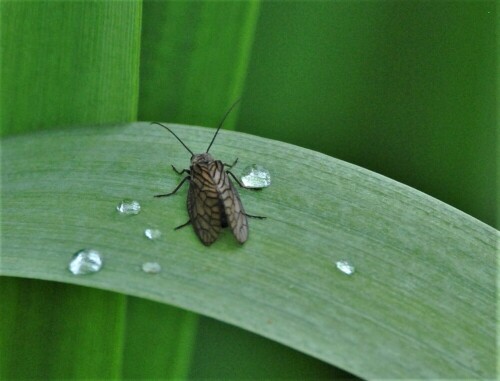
[172,165,190,175]
[223,158,238,169]
[155,176,190,197]
[174,220,191,230]
[244,212,266,219]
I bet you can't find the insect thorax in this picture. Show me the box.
[191,153,215,165]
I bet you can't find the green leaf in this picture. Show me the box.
[138,1,261,128]
[0,1,142,135]
[121,297,198,379]
[2,123,496,379]
[0,278,126,379]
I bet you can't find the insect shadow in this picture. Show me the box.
[152,100,265,246]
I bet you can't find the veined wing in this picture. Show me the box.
[210,161,248,244]
[188,163,223,246]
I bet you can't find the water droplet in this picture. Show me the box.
[241,164,271,188]
[335,260,355,275]
[144,228,162,240]
[68,249,103,275]
[142,262,162,274]
[116,199,141,215]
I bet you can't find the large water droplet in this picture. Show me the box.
[116,199,141,215]
[68,249,103,275]
[335,260,355,275]
[142,262,162,274]
[144,228,162,240]
[241,164,271,188]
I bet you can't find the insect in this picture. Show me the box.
[152,100,265,246]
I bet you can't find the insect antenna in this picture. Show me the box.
[151,122,194,156]
[206,98,241,153]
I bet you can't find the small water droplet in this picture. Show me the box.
[335,260,355,275]
[241,164,271,188]
[144,228,162,240]
[142,262,162,274]
[116,199,141,215]
[68,249,103,275]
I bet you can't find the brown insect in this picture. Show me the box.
[152,100,265,246]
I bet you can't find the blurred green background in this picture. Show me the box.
[1,0,496,379]
[236,1,496,229]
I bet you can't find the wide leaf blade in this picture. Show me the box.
[1,124,496,379]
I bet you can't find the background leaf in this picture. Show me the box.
[139,1,260,128]
[1,124,496,379]
[0,0,141,135]
[0,278,126,379]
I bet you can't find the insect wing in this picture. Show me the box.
[188,164,222,246]
[212,161,249,244]
[225,179,249,243]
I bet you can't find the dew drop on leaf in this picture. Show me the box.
[68,249,103,275]
[335,260,355,275]
[144,228,162,240]
[241,164,271,188]
[116,199,141,215]
[142,262,162,274]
